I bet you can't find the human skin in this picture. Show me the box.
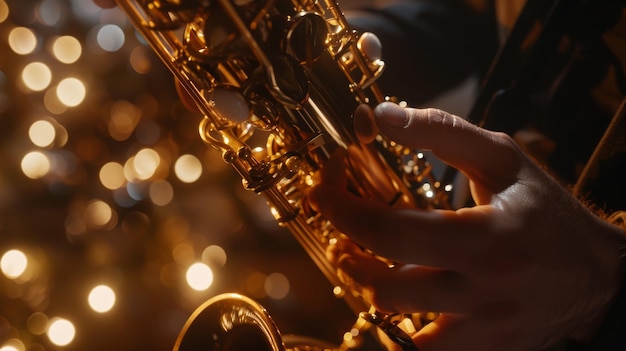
[309,102,626,351]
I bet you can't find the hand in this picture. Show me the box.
[310,102,626,351]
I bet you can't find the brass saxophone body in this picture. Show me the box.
[115,0,450,349]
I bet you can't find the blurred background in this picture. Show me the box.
[0,1,365,350]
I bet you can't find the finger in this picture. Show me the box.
[353,104,378,144]
[310,151,492,270]
[327,239,472,314]
[413,314,530,351]
[373,102,522,192]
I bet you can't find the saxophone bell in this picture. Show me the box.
[173,293,284,351]
[173,293,337,351]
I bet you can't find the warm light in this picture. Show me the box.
[27,312,49,335]
[108,100,140,141]
[0,0,9,23]
[8,27,37,55]
[22,62,52,91]
[29,120,56,147]
[43,88,68,115]
[172,242,194,266]
[0,338,24,351]
[21,151,51,179]
[99,162,126,190]
[47,318,75,346]
[37,0,63,26]
[123,156,139,182]
[264,273,290,300]
[52,36,82,64]
[88,285,116,313]
[1,250,28,279]
[201,245,227,267]
[130,46,152,74]
[185,262,213,291]
[133,148,160,180]
[149,180,174,206]
[84,200,113,229]
[97,24,125,52]
[56,78,86,107]
[174,154,202,183]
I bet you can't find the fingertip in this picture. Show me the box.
[308,184,322,212]
[353,104,378,144]
[307,148,347,213]
[374,102,409,128]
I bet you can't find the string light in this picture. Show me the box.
[8,27,37,55]
[185,262,213,291]
[46,318,75,346]
[88,285,116,313]
[51,35,82,64]
[0,0,9,23]
[21,62,52,91]
[56,77,86,107]
[28,120,56,147]
[1,250,28,279]
[174,154,202,183]
[20,151,51,179]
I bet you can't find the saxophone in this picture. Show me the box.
[114,0,451,350]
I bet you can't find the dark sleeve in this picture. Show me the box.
[346,0,498,106]
[567,214,626,350]
[566,268,626,350]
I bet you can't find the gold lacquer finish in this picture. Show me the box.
[114,0,451,350]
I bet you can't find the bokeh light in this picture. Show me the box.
[99,162,126,190]
[88,285,116,313]
[0,0,9,23]
[21,62,52,92]
[174,154,202,183]
[1,250,28,279]
[149,179,174,206]
[56,77,86,107]
[52,35,82,63]
[43,88,68,114]
[264,273,290,300]
[84,200,114,229]
[27,312,49,335]
[37,0,64,26]
[201,245,227,267]
[29,120,56,147]
[108,100,140,141]
[46,318,75,346]
[21,151,51,179]
[133,148,160,180]
[0,339,24,351]
[96,24,125,52]
[8,27,37,55]
[185,262,213,291]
